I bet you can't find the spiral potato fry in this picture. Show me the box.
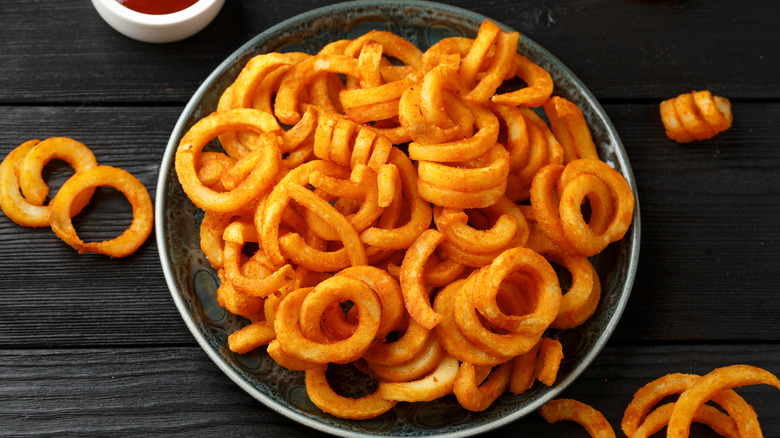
[660,90,732,143]
[0,137,153,257]
[538,399,617,438]
[531,158,635,257]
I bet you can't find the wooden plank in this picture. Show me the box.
[1,344,778,437]
[1,0,778,103]
[0,106,194,346]
[605,101,780,342]
[490,0,780,100]
[1,102,779,346]
[0,347,303,436]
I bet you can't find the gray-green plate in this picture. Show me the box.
[155,1,641,436]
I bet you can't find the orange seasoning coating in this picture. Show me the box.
[170,18,637,420]
[660,90,732,143]
[0,137,153,257]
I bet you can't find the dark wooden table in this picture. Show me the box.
[2,0,779,436]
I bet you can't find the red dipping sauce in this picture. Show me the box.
[116,0,200,15]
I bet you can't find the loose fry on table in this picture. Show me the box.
[660,90,732,143]
[538,398,616,438]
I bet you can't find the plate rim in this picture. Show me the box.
[155,1,641,436]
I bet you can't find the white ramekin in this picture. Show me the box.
[91,0,225,43]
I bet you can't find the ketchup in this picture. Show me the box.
[116,0,200,15]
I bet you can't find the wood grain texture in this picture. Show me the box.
[2,103,778,346]
[0,106,191,347]
[1,0,779,436]
[1,345,778,437]
[606,101,780,342]
[1,0,778,103]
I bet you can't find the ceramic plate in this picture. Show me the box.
[155,1,641,436]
